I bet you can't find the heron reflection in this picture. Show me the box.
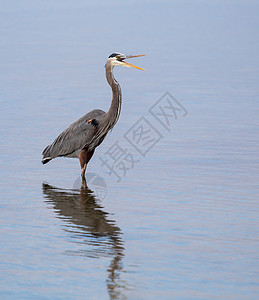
[42,181,125,299]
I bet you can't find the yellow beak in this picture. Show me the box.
[123,54,146,70]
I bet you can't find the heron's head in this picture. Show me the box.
[107,53,145,70]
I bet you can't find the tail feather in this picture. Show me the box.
[42,144,53,164]
[42,157,52,164]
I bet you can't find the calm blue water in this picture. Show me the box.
[1,1,259,299]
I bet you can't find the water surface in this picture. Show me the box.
[1,1,259,299]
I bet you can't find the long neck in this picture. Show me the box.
[105,60,122,129]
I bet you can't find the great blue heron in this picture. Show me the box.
[42,53,145,178]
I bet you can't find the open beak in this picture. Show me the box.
[122,54,146,70]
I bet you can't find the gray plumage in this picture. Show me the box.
[42,109,105,162]
[42,52,144,177]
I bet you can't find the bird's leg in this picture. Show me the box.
[81,175,87,189]
[79,149,95,179]
[79,149,88,178]
[81,163,87,178]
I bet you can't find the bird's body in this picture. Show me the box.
[42,53,144,178]
[42,109,105,160]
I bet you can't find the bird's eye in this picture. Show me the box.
[116,55,124,61]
